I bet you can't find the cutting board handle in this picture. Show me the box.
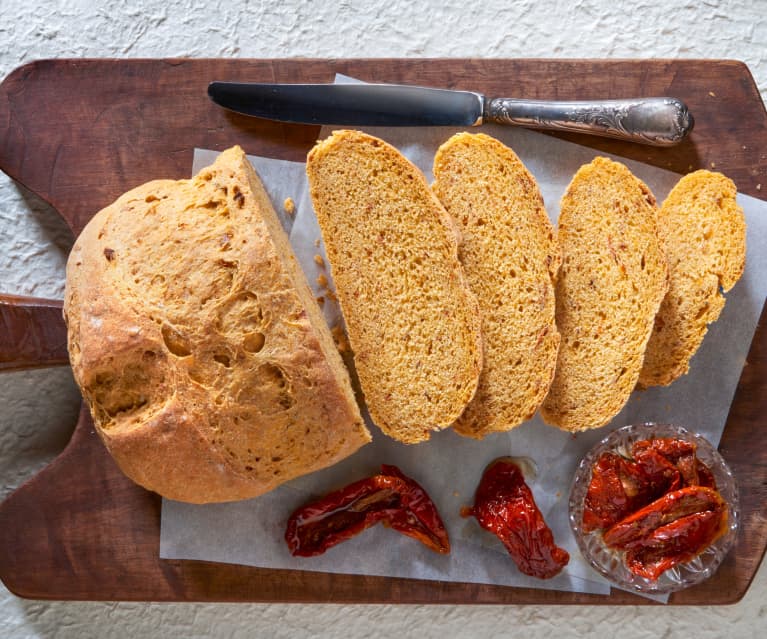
[0,293,69,372]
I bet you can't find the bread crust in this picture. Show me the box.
[64,147,370,503]
[638,170,746,387]
[540,157,668,431]
[432,133,561,438]
[307,130,483,443]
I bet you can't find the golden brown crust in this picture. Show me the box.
[64,146,370,503]
[540,157,668,432]
[306,130,483,444]
[432,133,561,438]
[638,170,746,387]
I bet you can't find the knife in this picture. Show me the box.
[208,81,693,147]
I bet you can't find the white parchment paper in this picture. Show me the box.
[160,82,767,599]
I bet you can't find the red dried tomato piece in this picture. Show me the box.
[695,459,717,490]
[602,486,725,551]
[584,437,721,538]
[285,465,450,557]
[624,507,728,580]
[632,438,699,486]
[632,448,683,494]
[464,458,569,579]
[582,450,677,533]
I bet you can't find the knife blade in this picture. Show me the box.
[207,81,693,147]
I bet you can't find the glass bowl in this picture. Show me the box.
[568,423,739,594]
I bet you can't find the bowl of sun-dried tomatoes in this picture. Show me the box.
[568,423,739,594]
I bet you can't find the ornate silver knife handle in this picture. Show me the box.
[484,97,693,146]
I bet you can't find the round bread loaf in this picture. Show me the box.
[64,146,370,503]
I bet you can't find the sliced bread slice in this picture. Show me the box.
[638,170,746,387]
[540,157,668,431]
[306,130,483,444]
[432,132,561,438]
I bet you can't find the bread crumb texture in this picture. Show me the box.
[432,133,561,438]
[64,146,370,503]
[639,170,746,387]
[307,130,483,444]
[541,157,668,431]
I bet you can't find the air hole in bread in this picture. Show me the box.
[243,331,265,353]
[232,185,245,208]
[161,323,192,357]
[213,352,232,367]
[258,364,287,389]
[90,363,155,420]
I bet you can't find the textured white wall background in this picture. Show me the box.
[1,0,766,637]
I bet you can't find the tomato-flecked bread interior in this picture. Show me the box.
[639,170,746,387]
[432,132,561,438]
[541,157,668,431]
[306,130,483,444]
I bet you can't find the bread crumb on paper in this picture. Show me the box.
[283,197,295,215]
[316,273,328,288]
[314,254,325,268]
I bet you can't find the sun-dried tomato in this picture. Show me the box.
[633,438,699,486]
[603,486,725,550]
[463,458,569,579]
[582,435,727,581]
[582,452,656,533]
[582,437,718,534]
[624,508,729,580]
[695,459,717,490]
[285,465,450,557]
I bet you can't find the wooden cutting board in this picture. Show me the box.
[0,58,765,605]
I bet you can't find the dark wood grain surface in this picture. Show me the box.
[0,58,765,604]
[0,294,69,371]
